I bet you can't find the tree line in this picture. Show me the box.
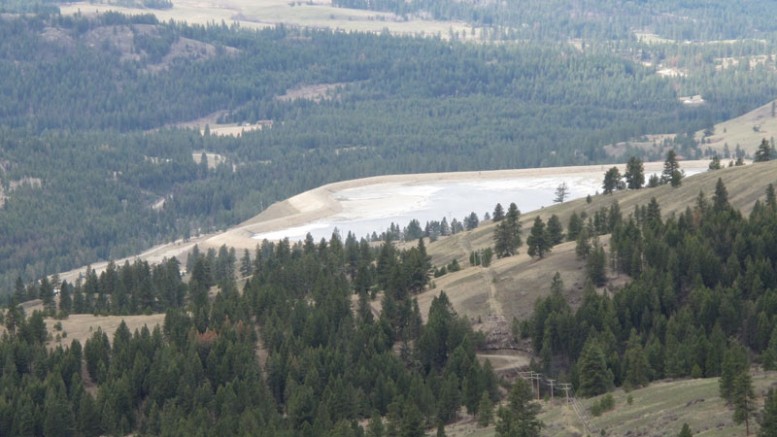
[0,224,558,435]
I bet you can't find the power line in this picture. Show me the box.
[509,369,595,434]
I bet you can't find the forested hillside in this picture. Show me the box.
[0,232,501,435]
[0,4,776,292]
[332,0,777,41]
[2,1,777,435]
[3,166,777,435]
[529,175,777,391]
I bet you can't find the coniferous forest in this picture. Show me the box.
[0,9,777,288]
[2,180,777,435]
[2,1,777,435]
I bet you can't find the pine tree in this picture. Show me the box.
[495,379,543,437]
[720,343,748,402]
[527,216,550,259]
[477,391,494,427]
[625,156,645,189]
[464,212,478,231]
[577,338,613,397]
[602,166,622,194]
[494,203,522,258]
[437,372,461,423]
[732,371,756,436]
[546,214,564,245]
[713,178,729,212]
[709,155,722,170]
[766,184,777,211]
[59,281,72,315]
[760,389,777,437]
[623,329,651,388]
[575,228,591,260]
[43,377,76,437]
[763,326,777,371]
[662,150,683,187]
[239,249,252,277]
[586,243,607,287]
[77,392,101,437]
[755,138,773,162]
[492,203,505,222]
[678,423,693,437]
[554,182,569,203]
[366,412,385,437]
[567,211,582,241]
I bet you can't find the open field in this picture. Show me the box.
[695,98,777,156]
[443,372,777,436]
[61,0,476,38]
[46,313,166,348]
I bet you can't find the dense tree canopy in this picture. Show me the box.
[529,181,777,405]
[0,232,501,435]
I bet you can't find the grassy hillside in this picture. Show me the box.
[423,160,777,326]
[696,98,777,157]
[444,372,777,436]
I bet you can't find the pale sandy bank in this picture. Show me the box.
[57,160,710,283]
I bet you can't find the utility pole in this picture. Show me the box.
[547,378,555,402]
[531,371,541,401]
[561,383,571,403]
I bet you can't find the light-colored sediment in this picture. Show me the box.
[57,160,710,283]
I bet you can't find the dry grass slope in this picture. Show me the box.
[424,160,777,326]
[697,98,777,156]
[46,314,166,349]
[453,372,777,437]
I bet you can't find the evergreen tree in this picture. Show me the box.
[662,150,683,187]
[760,389,777,437]
[755,138,774,162]
[732,371,756,436]
[492,203,505,222]
[239,249,252,277]
[602,166,622,194]
[554,182,569,203]
[766,183,777,211]
[77,393,101,437]
[713,178,729,211]
[577,338,613,397]
[546,214,564,245]
[623,329,650,388]
[764,326,777,371]
[464,212,480,231]
[495,379,543,437]
[586,243,607,287]
[40,276,55,314]
[709,155,722,170]
[477,391,494,427]
[526,216,550,259]
[436,373,461,423]
[43,377,76,437]
[366,413,384,437]
[59,281,73,315]
[567,211,583,241]
[494,203,522,258]
[678,423,693,437]
[720,343,748,403]
[625,156,645,189]
[575,228,591,260]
